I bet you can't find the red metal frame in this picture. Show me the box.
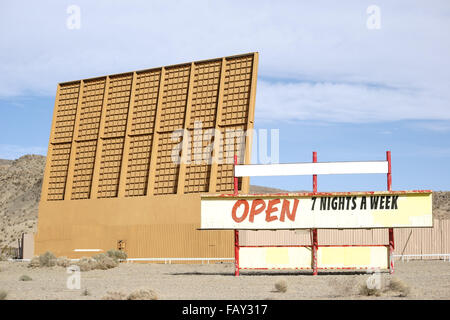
[232,150,395,276]
[312,151,318,275]
[239,264,389,269]
[387,151,394,274]
[234,155,240,276]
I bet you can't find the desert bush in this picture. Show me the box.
[28,251,57,268]
[92,253,118,270]
[102,291,128,300]
[0,290,7,300]
[39,251,57,267]
[82,288,90,296]
[106,249,127,261]
[359,282,382,297]
[56,256,71,268]
[76,257,98,272]
[274,279,288,293]
[28,256,40,268]
[387,277,410,297]
[19,274,32,281]
[76,254,119,271]
[127,289,158,300]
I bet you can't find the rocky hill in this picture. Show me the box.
[0,155,448,247]
[0,155,45,247]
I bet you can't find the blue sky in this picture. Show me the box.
[1,1,449,191]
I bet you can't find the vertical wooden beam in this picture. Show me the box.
[90,76,110,199]
[208,58,227,193]
[177,62,195,195]
[64,80,84,200]
[117,72,138,198]
[242,52,259,194]
[40,84,61,202]
[146,68,165,196]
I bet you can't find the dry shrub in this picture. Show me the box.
[106,249,127,261]
[102,291,128,300]
[0,290,7,300]
[82,288,90,296]
[28,252,56,268]
[28,256,41,268]
[39,251,56,267]
[127,289,158,300]
[56,257,71,268]
[274,279,288,293]
[75,254,118,271]
[92,253,118,270]
[359,282,382,297]
[19,274,32,281]
[387,277,410,297]
[76,257,98,271]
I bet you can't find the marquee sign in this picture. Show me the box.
[200,191,433,229]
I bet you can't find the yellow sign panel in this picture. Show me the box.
[318,246,389,269]
[201,191,433,229]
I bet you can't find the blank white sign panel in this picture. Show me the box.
[234,161,389,177]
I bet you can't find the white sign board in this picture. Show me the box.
[235,161,389,177]
[200,191,432,229]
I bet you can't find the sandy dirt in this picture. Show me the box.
[0,260,449,300]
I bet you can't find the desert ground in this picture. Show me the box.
[0,260,449,300]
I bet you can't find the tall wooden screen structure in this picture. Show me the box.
[35,53,259,259]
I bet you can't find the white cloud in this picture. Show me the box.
[0,0,449,123]
[255,80,450,123]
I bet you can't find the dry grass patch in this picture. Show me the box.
[127,289,158,300]
[28,251,56,268]
[76,257,98,272]
[92,253,118,270]
[274,279,288,293]
[106,249,127,261]
[387,277,410,297]
[28,256,40,268]
[56,257,71,268]
[38,251,56,267]
[75,254,118,271]
[359,275,410,298]
[102,288,159,300]
[19,274,32,281]
[102,290,128,300]
[359,282,382,297]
